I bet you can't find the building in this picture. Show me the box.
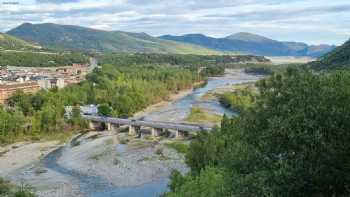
[0,82,40,104]
[65,105,98,118]
[38,78,65,90]
[56,64,89,76]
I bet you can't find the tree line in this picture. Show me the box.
[0,51,88,67]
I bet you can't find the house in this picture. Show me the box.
[0,82,40,104]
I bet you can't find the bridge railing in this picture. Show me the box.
[82,115,212,132]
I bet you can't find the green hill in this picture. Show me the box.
[0,33,40,50]
[7,23,218,55]
[309,39,350,70]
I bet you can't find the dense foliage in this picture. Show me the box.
[166,68,350,197]
[0,51,88,67]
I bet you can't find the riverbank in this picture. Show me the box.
[134,81,205,119]
[0,141,60,177]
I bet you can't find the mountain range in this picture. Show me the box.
[6,23,218,55]
[3,23,336,57]
[159,33,336,57]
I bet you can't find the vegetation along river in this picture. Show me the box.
[26,69,262,197]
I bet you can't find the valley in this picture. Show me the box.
[0,5,349,196]
[0,69,261,197]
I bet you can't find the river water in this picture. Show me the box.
[143,69,262,122]
[42,69,262,197]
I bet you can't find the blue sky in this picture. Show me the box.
[0,0,349,45]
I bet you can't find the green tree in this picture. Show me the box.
[185,128,225,175]
[98,104,112,117]
[165,168,225,197]
[224,68,350,196]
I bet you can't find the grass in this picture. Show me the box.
[137,157,152,162]
[185,107,222,124]
[128,140,152,149]
[165,142,189,154]
[118,137,129,144]
[89,152,105,160]
[0,178,35,197]
[105,139,114,146]
[0,130,82,146]
[155,148,163,155]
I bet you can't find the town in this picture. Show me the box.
[0,63,91,104]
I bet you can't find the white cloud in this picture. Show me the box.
[0,0,349,44]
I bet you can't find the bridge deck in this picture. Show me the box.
[83,115,212,132]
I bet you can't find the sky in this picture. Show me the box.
[0,0,349,45]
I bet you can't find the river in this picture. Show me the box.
[9,69,262,197]
[142,69,262,122]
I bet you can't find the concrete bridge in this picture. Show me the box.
[83,115,212,138]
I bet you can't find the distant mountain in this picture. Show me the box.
[159,32,336,57]
[7,23,218,55]
[0,33,41,50]
[309,39,350,70]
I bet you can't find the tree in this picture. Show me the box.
[165,168,225,197]
[98,104,112,117]
[223,68,350,196]
[185,128,225,175]
[167,68,350,197]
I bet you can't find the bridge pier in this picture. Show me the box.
[175,130,187,139]
[89,121,102,130]
[151,128,163,137]
[129,125,141,136]
[107,123,120,132]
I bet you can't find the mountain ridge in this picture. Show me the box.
[159,33,336,57]
[7,23,219,55]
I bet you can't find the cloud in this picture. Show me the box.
[0,0,349,44]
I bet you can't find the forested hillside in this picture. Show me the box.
[7,23,219,55]
[0,51,89,67]
[0,33,40,50]
[165,68,350,196]
[309,39,350,70]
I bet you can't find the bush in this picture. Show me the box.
[165,142,189,154]
[0,178,36,197]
